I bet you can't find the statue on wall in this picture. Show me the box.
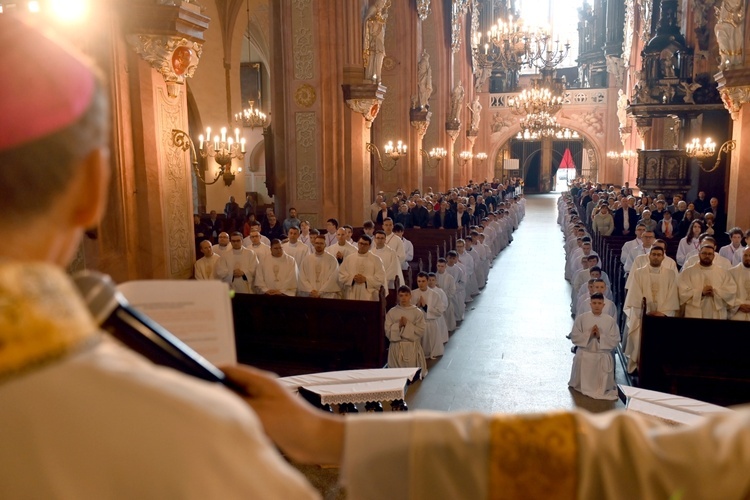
[467,95,482,131]
[616,89,629,129]
[363,0,390,82]
[715,0,745,70]
[417,50,433,110]
[449,81,465,124]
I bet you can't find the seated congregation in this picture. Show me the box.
[193,183,525,380]
[560,180,750,404]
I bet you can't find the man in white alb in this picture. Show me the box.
[194,240,221,280]
[214,232,258,294]
[298,234,341,298]
[623,246,680,373]
[282,226,310,267]
[244,230,271,264]
[411,272,447,359]
[212,231,232,258]
[325,227,357,264]
[255,239,298,296]
[678,245,736,319]
[393,224,413,272]
[427,272,452,340]
[383,218,406,270]
[435,259,458,331]
[339,235,386,301]
[371,230,405,290]
[446,251,467,320]
[728,247,750,321]
[569,293,620,400]
[385,286,428,376]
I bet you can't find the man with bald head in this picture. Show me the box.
[194,239,221,280]
[678,245,736,319]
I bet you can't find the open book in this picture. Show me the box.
[116,280,237,366]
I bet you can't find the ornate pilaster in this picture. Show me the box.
[716,68,750,121]
[417,0,431,20]
[126,35,203,98]
[124,2,208,98]
[446,122,461,144]
[466,129,478,149]
[410,108,432,140]
[343,83,387,128]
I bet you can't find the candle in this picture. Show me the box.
[214,136,219,151]
[235,128,240,143]
[221,127,227,143]
[240,138,246,153]
[199,134,204,150]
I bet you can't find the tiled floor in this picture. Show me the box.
[405,193,626,414]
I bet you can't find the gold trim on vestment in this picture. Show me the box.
[0,262,99,382]
[488,412,578,500]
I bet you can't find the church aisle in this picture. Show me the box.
[406,194,625,414]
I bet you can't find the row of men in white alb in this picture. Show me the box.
[386,200,525,376]
[560,193,750,380]
[560,194,620,400]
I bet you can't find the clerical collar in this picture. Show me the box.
[0,262,100,382]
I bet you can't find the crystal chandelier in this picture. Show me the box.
[515,112,579,141]
[507,83,564,116]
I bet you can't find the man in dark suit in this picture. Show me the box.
[411,198,430,228]
[207,210,223,241]
[612,203,638,237]
[705,197,727,234]
[692,191,709,213]
[455,203,471,229]
[434,201,455,229]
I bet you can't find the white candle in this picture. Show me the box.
[240,138,246,153]
[198,134,204,150]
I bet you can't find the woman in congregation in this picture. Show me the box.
[676,219,706,267]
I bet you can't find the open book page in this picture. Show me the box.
[116,280,236,365]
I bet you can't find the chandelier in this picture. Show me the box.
[606,150,637,160]
[507,82,564,116]
[235,100,270,130]
[685,137,736,173]
[172,127,246,186]
[472,15,530,73]
[525,30,571,71]
[515,112,579,140]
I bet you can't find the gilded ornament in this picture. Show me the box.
[295,84,317,108]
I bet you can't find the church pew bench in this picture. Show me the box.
[232,288,387,377]
[640,305,750,406]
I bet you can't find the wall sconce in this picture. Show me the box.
[366,140,407,171]
[685,138,736,173]
[172,127,245,186]
[606,150,636,161]
[474,152,488,163]
[420,147,447,169]
[455,150,473,167]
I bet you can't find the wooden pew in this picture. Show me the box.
[232,288,387,377]
[640,300,750,406]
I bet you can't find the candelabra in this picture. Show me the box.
[172,127,245,187]
[420,147,447,169]
[606,150,637,160]
[367,140,407,171]
[474,152,488,163]
[234,100,270,130]
[685,138,736,173]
